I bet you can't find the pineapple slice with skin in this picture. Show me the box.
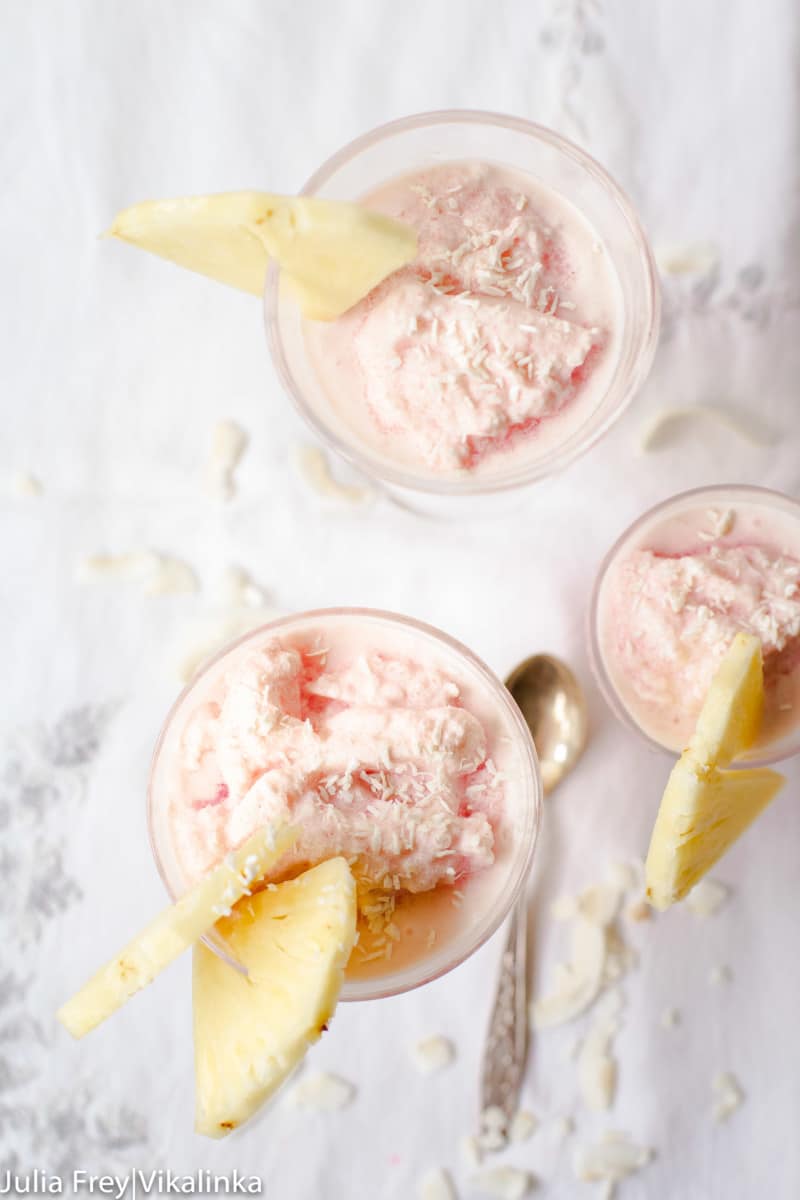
[646,756,784,909]
[193,857,357,1138]
[57,825,297,1038]
[109,192,417,319]
[689,632,764,766]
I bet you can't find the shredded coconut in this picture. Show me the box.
[287,1071,355,1111]
[470,1167,534,1200]
[7,470,43,497]
[685,878,729,917]
[712,1072,744,1122]
[412,1035,456,1074]
[206,419,248,500]
[293,445,375,506]
[77,550,199,595]
[417,1167,457,1200]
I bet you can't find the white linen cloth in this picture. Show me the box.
[2,1,799,1196]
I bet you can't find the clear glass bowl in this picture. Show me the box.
[147,607,542,1001]
[265,109,661,510]
[589,484,800,766]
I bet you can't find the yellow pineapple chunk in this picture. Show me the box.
[690,632,764,766]
[57,825,297,1038]
[109,192,417,319]
[193,857,357,1138]
[646,756,784,909]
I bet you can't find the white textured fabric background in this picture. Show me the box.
[3,2,800,1197]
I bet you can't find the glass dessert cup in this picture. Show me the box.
[589,485,800,767]
[148,607,542,1001]
[265,110,661,516]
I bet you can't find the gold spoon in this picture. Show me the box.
[479,654,589,1125]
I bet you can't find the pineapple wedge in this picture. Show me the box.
[57,825,297,1038]
[690,632,764,766]
[109,192,417,319]
[645,756,784,909]
[193,857,357,1138]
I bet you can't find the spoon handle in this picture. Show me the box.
[479,893,528,1121]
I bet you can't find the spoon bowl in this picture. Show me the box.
[505,654,588,793]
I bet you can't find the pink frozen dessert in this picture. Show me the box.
[594,489,800,756]
[148,611,539,993]
[304,161,622,481]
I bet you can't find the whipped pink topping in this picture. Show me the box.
[607,543,800,715]
[306,162,617,476]
[174,639,506,896]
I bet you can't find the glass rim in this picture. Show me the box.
[146,605,543,1001]
[264,107,661,497]
[588,483,800,767]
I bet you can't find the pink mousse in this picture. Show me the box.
[167,636,508,900]
[305,162,620,478]
[599,503,800,752]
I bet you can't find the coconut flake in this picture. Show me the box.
[685,878,729,917]
[206,419,248,501]
[576,882,622,927]
[638,404,771,453]
[287,1071,355,1111]
[217,565,270,609]
[608,860,644,894]
[417,1167,457,1200]
[660,1007,681,1030]
[8,470,43,497]
[531,917,606,1029]
[550,894,578,921]
[654,242,719,276]
[470,1167,534,1200]
[460,1134,483,1170]
[509,1110,538,1144]
[712,1072,744,1122]
[577,989,623,1111]
[709,964,732,986]
[412,1035,456,1074]
[573,1131,654,1183]
[293,445,375,506]
[76,551,199,595]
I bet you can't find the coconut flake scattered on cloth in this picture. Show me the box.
[206,419,248,500]
[417,1167,457,1200]
[654,242,719,276]
[76,550,199,594]
[684,878,729,917]
[287,1071,356,1112]
[573,1131,654,1186]
[577,988,623,1111]
[531,863,639,1031]
[460,1135,483,1170]
[470,1166,535,1200]
[637,404,771,454]
[217,564,270,609]
[508,1110,538,1144]
[712,1072,744,1122]
[412,1035,456,1074]
[660,1007,681,1031]
[530,917,607,1030]
[7,470,43,497]
[293,444,375,506]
